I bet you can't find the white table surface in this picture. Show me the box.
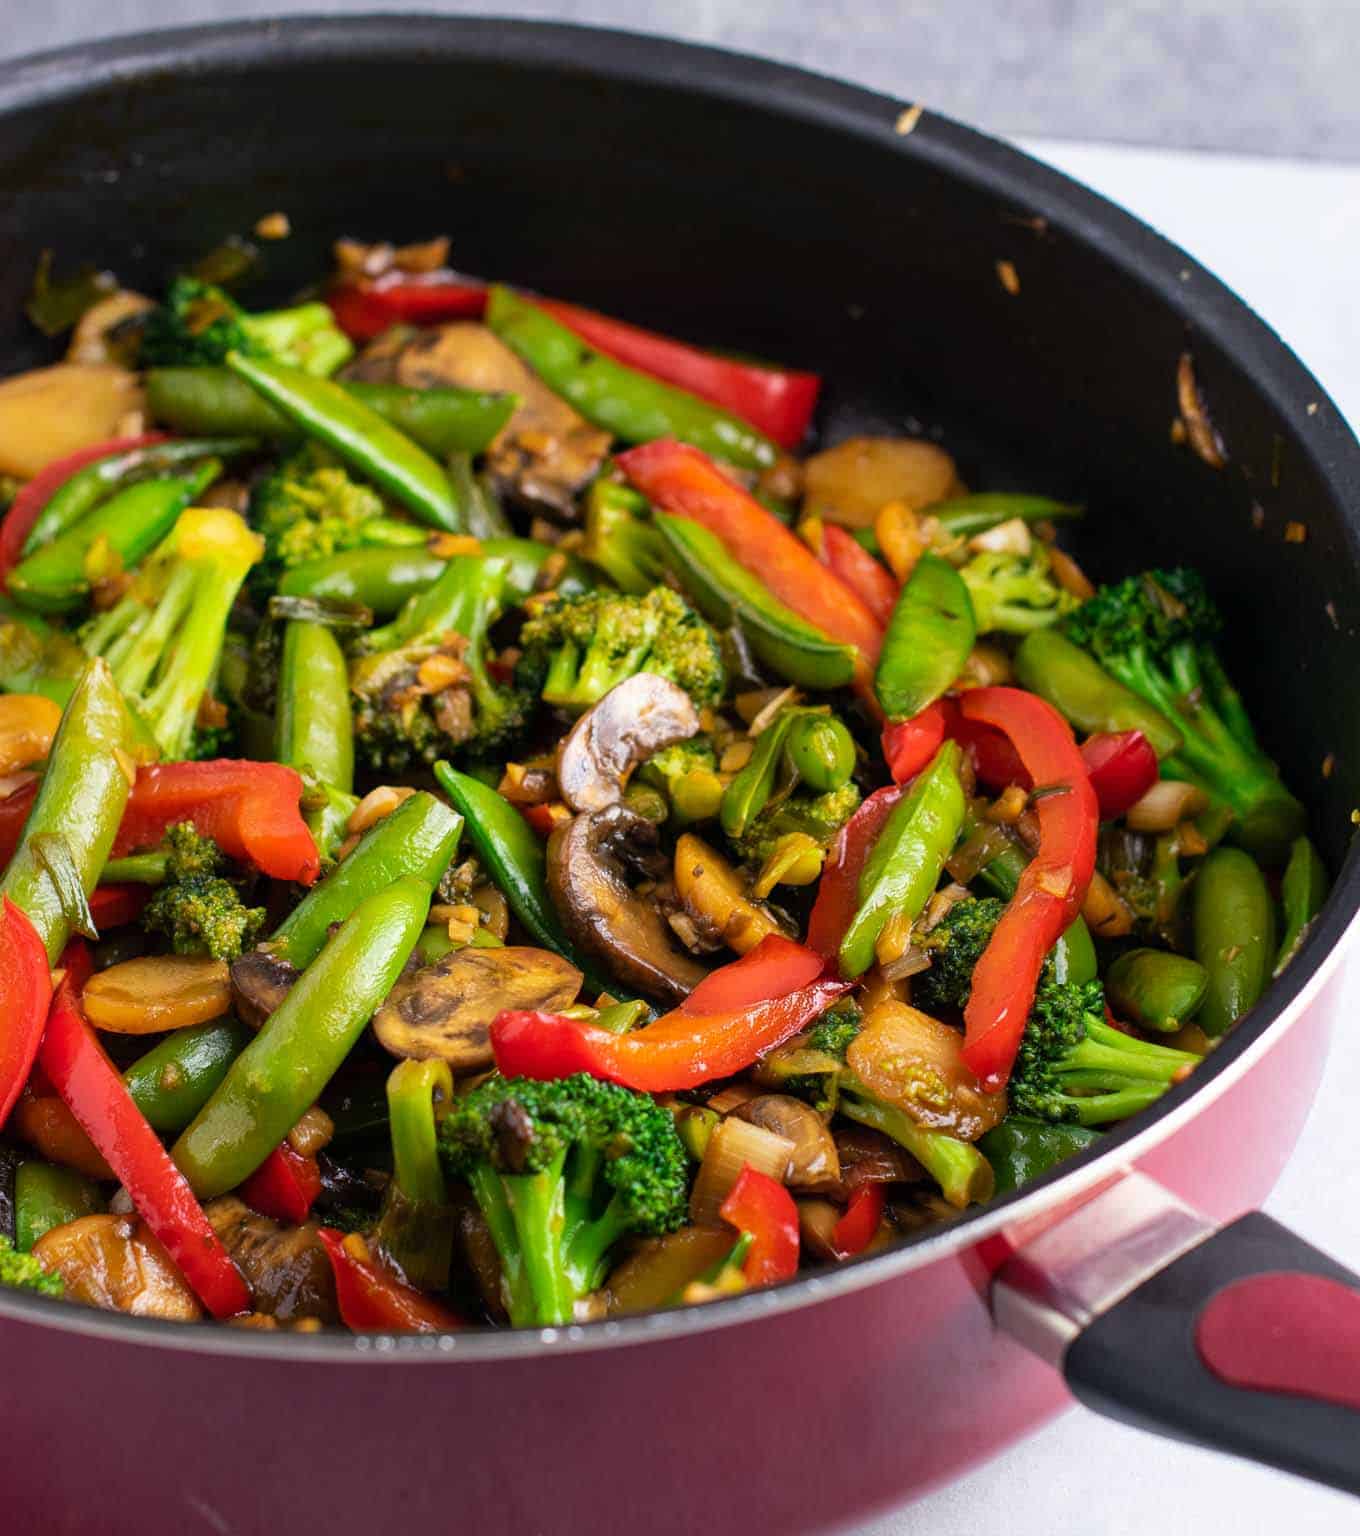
[862,138,1360,1536]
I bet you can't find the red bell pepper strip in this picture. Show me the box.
[881,700,949,785]
[0,780,38,873]
[240,1140,322,1225]
[1080,730,1158,819]
[491,935,850,1093]
[618,440,883,667]
[326,273,488,342]
[807,784,905,958]
[539,299,821,451]
[317,1227,463,1332]
[958,688,1099,1091]
[819,523,899,627]
[112,761,320,885]
[950,704,1030,791]
[88,884,151,930]
[0,433,169,587]
[38,954,250,1318]
[831,1182,886,1260]
[0,898,53,1128]
[719,1166,800,1286]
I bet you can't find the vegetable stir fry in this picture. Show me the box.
[0,233,1325,1333]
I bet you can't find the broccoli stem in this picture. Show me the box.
[471,1160,579,1328]
[839,1080,995,1208]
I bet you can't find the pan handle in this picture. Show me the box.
[993,1171,1360,1496]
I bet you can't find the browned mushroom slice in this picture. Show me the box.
[731,1095,842,1191]
[547,805,709,1005]
[557,673,700,815]
[31,1214,203,1321]
[230,951,300,1031]
[205,1196,338,1324]
[391,322,610,517]
[373,945,582,1071]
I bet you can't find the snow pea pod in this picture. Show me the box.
[225,352,460,533]
[1192,846,1275,1037]
[1106,948,1209,1034]
[173,877,431,1198]
[655,514,857,690]
[875,553,976,721]
[123,1019,253,1133]
[14,1161,102,1251]
[278,619,356,858]
[487,285,778,471]
[784,712,856,792]
[267,791,462,972]
[929,493,1082,541]
[0,659,134,962]
[721,713,796,840]
[839,739,965,979]
[977,1116,1100,1195]
[1274,836,1328,975]
[7,460,221,614]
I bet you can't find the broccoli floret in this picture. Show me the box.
[728,781,861,866]
[138,823,265,961]
[807,1000,864,1060]
[0,1234,62,1299]
[439,1073,689,1327]
[79,507,263,760]
[140,276,354,376]
[1063,569,1303,859]
[959,544,1079,634]
[580,477,669,594]
[1010,978,1198,1126]
[351,554,531,772]
[913,897,1008,1014]
[639,738,719,789]
[517,587,725,715]
[162,821,226,880]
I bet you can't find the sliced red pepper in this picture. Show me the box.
[807,784,905,958]
[491,935,850,1093]
[881,700,950,785]
[326,273,488,342]
[240,1141,322,1225]
[317,1227,463,1332]
[0,898,53,1128]
[819,523,899,627]
[958,688,1099,1091]
[950,704,1030,791]
[113,761,320,885]
[0,779,38,871]
[520,802,561,839]
[831,1182,886,1259]
[1080,730,1159,819]
[719,1166,800,1286]
[38,953,250,1318]
[0,433,169,588]
[88,884,151,930]
[540,299,821,451]
[618,439,883,667]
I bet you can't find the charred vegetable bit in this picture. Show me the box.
[141,276,354,376]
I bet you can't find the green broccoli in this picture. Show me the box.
[580,477,669,594]
[140,276,353,376]
[913,897,1009,1015]
[139,823,265,962]
[439,1073,689,1327]
[638,738,724,824]
[728,780,861,866]
[1063,569,1303,859]
[351,553,531,771]
[0,1235,63,1298]
[79,507,263,759]
[1010,978,1199,1125]
[517,586,725,714]
[959,544,1079,634]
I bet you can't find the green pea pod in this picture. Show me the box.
[225,351,460,533]
[1192,846,1275,1037]
[0,659,134,962]
[447,453,513,538]
[1274,835,1329,975]
[721,713,796,840]
[655,514,857,690]
[875,553,977,721]
[1014,629,1183,759]
[977,1116,1101,1196]
[7,461,221,614]
[388,1058,450,1209]
[146,367,515,457]
[486,285,778,471]
[14,1162,102,1251]
[784,712,855,792]
[267,791,463,971]
[23,436,259,556]
[174,877,432,1198]
[278,621,354,795]
[433,762,614,997]
[929,494,1083,541]
[123,1020,253,1133]
[839,739,965,979]
[1106,948,1209,1033]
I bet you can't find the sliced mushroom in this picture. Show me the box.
[230,950,300,1030]
[557,673,700,814]
[32,1214,203,1320]
[373,945,582,1071]
[548,805,708,1005]
[389,322,610,517]
[205,1196,338,1324]
[67,290,154,367]
[732,1095,841,1191]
